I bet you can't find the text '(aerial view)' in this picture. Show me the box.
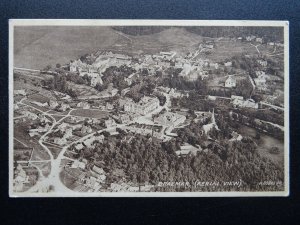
[10,20,289,197]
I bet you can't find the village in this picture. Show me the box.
[13,31,285,193]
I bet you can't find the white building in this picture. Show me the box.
[256,37,263,43]
[179,63,194,77]
[105,118,116,128]
[77,102,90,109]
[59,103,70,112]
[224,61,232,67]
[225,75,236,88]
[71,160,86,169]
[254,76,267,91]
[81,125,92,134]
[90,76,103,87]
[255,71,266,77]
[257,59,268,67]
[49,100,59,109]
[69,59,87,72]
[54,137,67,146]
[106,102,114,110]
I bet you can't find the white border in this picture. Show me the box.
[9,19,289,197]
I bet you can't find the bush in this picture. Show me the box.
[269,146,280,155]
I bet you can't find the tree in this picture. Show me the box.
[43,65,52,71]
[269,146,280,155]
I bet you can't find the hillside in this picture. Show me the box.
[14,26,205,69]
[13,26,283,70]
[14,26,122,69]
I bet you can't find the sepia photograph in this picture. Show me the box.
[9,20,289,197]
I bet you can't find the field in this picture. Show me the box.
[70,109,109,119]
[27,93,50,103]
[199,40,275,62]
[67,82,100,97]
[14,121,51,161]
[22,99,49,112]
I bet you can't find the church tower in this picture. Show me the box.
[211,108,216,124]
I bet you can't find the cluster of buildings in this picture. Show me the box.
[74,134,105,152]
[254,71,268,91]
[245,35,263,43]
[49,99,70,112]
[109,181,154,192]
[124,123,164,139]
[13,164,30,192]
[29,117,52,137]
[154,111,186,128]
[176,143,202,156]
[48,121,94,146]
[64,164,106,192]
[231,95,258,109]
[119,96,160,116]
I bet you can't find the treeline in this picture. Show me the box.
[233,108,284,127]
[42,74,78,98]
[99,65,136,91]
[112,26,169,36]
[162,76,208,95]
[125,77,156,102]
[172,93,216,111]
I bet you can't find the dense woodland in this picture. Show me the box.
[73,121,283,191]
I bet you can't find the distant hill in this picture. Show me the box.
[186,26,284,42]
[113,26,284,42]
[14,25,284,70]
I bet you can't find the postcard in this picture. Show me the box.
[9,19,289,197]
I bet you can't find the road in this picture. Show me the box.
[250,43,261,55]
[260,101,284,111]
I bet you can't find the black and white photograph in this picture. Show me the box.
[9,20,289,197]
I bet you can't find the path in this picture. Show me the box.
[14,138,28,147]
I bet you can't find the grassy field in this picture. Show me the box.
[70,108,109,119]
[201,40,273,62]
